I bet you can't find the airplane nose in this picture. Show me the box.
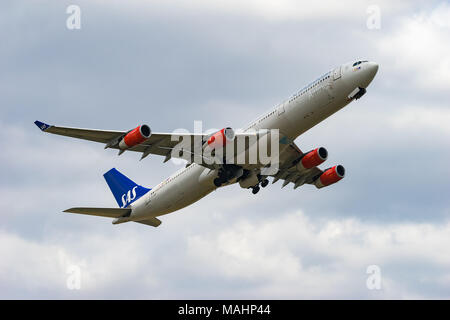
[367,62,379,79]
[357,61,379,88]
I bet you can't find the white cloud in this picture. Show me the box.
[3,210,450,298]
[185,211,450,298]
[377,3,450,90]
[96,0,413,21]
[388,106,450,134]
[180,0,364,21]
[0,231,65,295]
[0,228,160,298]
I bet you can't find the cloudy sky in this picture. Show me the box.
[1,0,450,299]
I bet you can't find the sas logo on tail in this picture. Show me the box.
[121,186,138,208]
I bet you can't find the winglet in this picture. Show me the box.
[34,120,52,131]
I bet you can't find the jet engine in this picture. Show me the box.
[314,165,345,189]
[206,127,235,149]
[119,125,151,149]
[296,147,328,171]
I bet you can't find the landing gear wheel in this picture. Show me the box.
[252,186,260,194]
[261,179,269,188]
[214,178,222,187]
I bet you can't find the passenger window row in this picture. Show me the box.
[289,75,331,103]
[258,110,276,123]
[159,163,195,189]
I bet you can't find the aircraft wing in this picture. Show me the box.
[34,121,259,168]
[269,141,324,189]
[34,120,206,161]
[34,121,342,190]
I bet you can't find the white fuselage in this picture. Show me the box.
[130,61,379,221]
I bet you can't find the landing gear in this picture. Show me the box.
[213,178,222,187]
[215,165,243,188]
[261,179,269,188]
[249,177,268,194]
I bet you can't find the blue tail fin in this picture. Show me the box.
[103,168,151,208]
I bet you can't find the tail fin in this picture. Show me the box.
[103,168,151,208]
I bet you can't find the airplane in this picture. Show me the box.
[34,60,378,228]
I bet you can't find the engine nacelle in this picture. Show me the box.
[119,125,151,149]
[206,127,235,149]
[239,171,259,189]
[296,147,328,171]
[315,165,345,189]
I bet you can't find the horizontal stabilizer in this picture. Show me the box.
[135,217,162,227]
[63,207,131,218]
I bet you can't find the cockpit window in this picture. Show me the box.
[353,60,369,66]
